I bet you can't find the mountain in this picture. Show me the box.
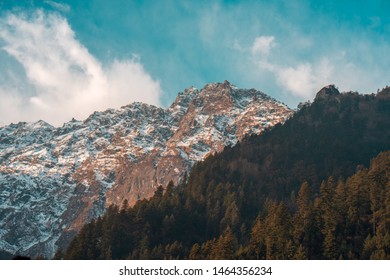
[0,81,292,258]
[63,86,390,260]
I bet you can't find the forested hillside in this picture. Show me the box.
[62,86,390,260]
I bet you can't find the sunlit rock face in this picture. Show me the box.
[0,81,293,258]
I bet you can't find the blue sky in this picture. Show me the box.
[0,0,389,126]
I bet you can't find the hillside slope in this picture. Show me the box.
[63,86,390,259]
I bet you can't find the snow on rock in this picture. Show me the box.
[0,81,293,258]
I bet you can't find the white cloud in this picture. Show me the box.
[272,58,333,99]
[251,36,275,56]
[250,35,326,98]
[0,10,162,126]
[250,36,385,100]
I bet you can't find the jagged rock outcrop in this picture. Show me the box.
[315,84,340,100]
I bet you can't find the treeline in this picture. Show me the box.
[61,151,390,259]
[191,151,390,259]
[61,88,390,259]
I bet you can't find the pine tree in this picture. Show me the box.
[317,177,341,259]
[293,244,308,259]
[248,217,265,259]
[264,201,292,259]
[212,227,237,259]
[294,182,311,245]
[220,193,240,231]
[189,243,201,260]
[345,171,371,258]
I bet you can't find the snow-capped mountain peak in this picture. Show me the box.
[0,82,293,258]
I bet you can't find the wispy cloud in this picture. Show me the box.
[0,10,162,126]
[44,1,71,13]
[251,36,275,56]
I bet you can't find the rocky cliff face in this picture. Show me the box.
[0,81,293,257]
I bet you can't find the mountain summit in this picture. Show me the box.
[315,84,340,100]
[0,82,293,258]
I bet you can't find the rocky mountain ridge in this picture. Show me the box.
[0,81,293,258]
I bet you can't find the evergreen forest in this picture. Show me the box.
[61,87,390,260]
